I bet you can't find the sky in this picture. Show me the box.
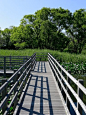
[0,0,86,30]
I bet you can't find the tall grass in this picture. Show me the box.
[0,49,86,63]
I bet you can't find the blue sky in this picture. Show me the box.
[0,0,86,30]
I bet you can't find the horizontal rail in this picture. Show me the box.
[48,53,86,115]
[35,52,48,61]
[0,56,30,73]
[49,58,80,115]
[48,53,86,95]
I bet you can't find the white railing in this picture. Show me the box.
[48,53,86,115]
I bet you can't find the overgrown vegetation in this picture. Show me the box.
[0,49,86,79]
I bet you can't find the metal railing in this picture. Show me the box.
[48,53,86,115]
[0,53,36,115]
[36,52,48,61]
[0,56,30,77]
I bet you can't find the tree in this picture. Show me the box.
[51,8,73,32]
[39,20,57,49]
[35,7,50,21]
[73,9,86,53]
[1,28,12,49]
[10,26,25,49]
[0,29,5,48]
[10,25,34,49]
[67,9,86,53]
[56,32,70,51]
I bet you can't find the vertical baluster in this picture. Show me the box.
[10,56,11,69]
[77,79,83,115]
[4,57,6,78]
[31,56,33,70]
[61,69,63,92]
[23,57,25,63]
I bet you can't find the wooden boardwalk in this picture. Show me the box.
[17,61,68,115]
[0,69,14,74]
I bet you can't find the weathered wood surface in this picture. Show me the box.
[18,62,67,115]
[0,69,14,74]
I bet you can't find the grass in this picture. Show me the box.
[0,49,86,62]
[0,49,49,56]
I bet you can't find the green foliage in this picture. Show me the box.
[56,32,70,51]
[10,24,34,49]
[51,7,73,32]
[68,40,78,53]
[0,49,86,63]
[14,42,26,49]
[67,9,86,53]
[61,62,86,75]
[0,7,72,51]
[0,7,86,54]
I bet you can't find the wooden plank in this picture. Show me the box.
[0,69,14,74]
[18,62,68,115]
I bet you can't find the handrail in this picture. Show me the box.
[0,53,36,114]
[48,53,86,115]
[0,56,30,77]
[35,52,48,61]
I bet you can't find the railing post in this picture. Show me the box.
[31,53,36,70]
[66,76,70,111]
[10,56,11,69]
[2,78,7,114]
[77,79,83,115]
[4,56,6,78]
[61,69,63,92]
[31,56,33,70]
[54,61,57,81]
[23,58,25,64]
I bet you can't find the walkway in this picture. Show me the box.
[18,62,68,115]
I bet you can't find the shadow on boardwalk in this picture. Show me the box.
[18,62,54,115]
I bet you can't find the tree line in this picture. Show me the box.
[0,7,86,53]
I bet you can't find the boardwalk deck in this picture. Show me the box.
[18,62,68,115]
[0,69,14,74]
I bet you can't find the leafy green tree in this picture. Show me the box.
[21,14,36,26]
[51,8,73,32]
[39,20,57,49]
[0,29,4,48]
[18,7,72,50]
[1,28,11,49]
[23,24,34,48]
[73,9,86,53]
[67,9,86,53]
[35,7,50,21]
[56,32,70,51]
[10,24,34,49]
[10,26,25,49]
